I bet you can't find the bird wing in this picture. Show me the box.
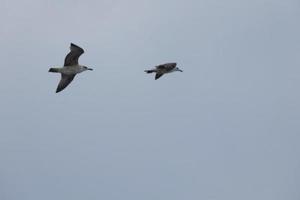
[56,74,76,93]
[155,73,164,80]
[64,43,84,66]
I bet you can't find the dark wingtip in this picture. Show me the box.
[70,43,80,48]
[155,73,163,80]
[56,88,62,93]
[70,43,84,53]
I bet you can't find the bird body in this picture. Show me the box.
[49,43,93,93]
[49,65,88,75]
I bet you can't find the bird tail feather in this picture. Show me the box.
[49,68,60,73]
[144,70,156,73]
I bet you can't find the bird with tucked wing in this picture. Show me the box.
[145,62,183,80]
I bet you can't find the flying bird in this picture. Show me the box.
[145,62,183,80]
[49,43,93,93]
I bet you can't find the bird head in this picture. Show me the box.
[82,66,93,71]
[175,67,183,72]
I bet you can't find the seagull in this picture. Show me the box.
[144,62,183,80]
[48,43,93,93]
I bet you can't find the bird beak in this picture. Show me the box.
[178,69,183,72]
[87,68,93,71]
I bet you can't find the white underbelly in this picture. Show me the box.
[60,67,82,75]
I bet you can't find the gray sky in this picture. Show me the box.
[0,0,300,199]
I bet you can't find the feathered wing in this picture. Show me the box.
[64,43,84,66]
[56,74,76,93]
[155,73,163,80]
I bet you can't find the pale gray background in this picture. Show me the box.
[0,0,300,199]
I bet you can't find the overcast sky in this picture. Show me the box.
[0,0,300,200]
